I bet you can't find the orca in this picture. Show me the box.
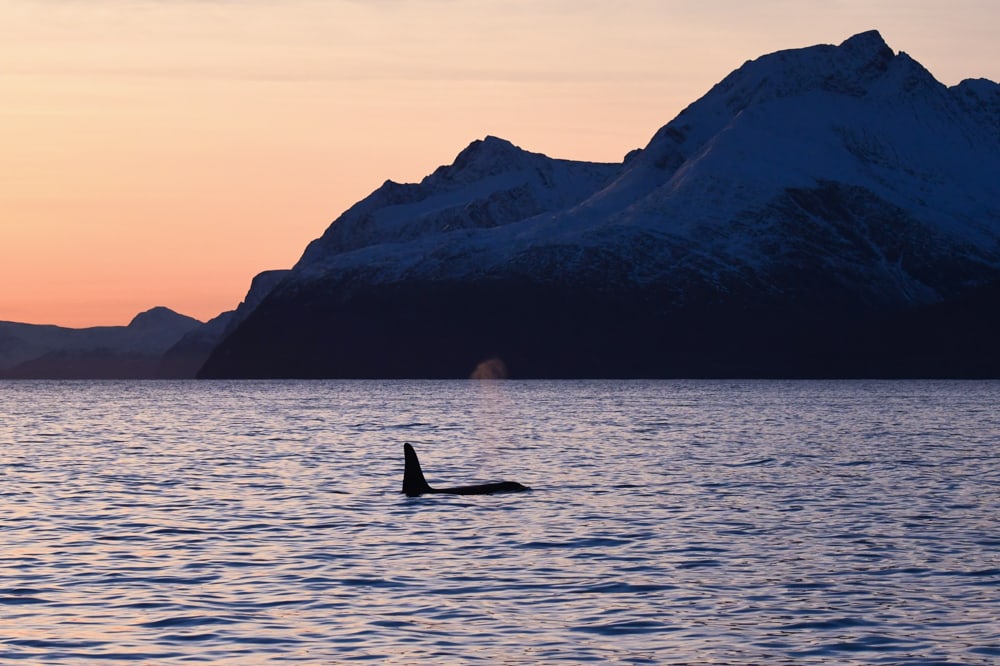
[402,443,530,497]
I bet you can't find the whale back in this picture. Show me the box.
[402,443,433,496]
[435,481,529,495]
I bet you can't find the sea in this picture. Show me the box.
[1,380,997,665]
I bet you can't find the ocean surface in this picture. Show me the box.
[1,380,998,665]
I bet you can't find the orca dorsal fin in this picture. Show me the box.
[402,443,433,496]
[402,443,530,497]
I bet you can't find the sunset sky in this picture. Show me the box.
[2,0,998,328]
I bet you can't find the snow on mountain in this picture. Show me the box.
[275,32,998,309]
[289,136,620,285]
[622,30,999,238]
[201,31,1000,378]
[566,30,1000,308]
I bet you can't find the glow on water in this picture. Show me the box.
[1,380,998,664]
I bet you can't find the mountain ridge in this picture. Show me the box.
[199,30,1000,378]
[0,307,203,379]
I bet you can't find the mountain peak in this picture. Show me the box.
[128,307,201,330]
[649,29,936,162]
[455,135,523,162]
[838,30,893,61]
[434,135,533,183]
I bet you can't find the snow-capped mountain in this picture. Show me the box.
[0,307,202,379]
[201,31,1000,378]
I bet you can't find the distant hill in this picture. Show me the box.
[0,266,292,379]
[0,307,201,379]
[198,31,1000,378]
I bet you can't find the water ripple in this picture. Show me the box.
[1,379,999,664]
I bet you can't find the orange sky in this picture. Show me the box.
[2,0,998,327]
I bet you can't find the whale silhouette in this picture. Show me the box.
[402,443,530,497]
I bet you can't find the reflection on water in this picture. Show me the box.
[1,379,998,664]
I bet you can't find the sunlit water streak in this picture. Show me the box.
[1,380,998,664]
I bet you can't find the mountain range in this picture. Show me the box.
[4,31,998,379]
[0,307,202,379]
[0,270,287,379]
